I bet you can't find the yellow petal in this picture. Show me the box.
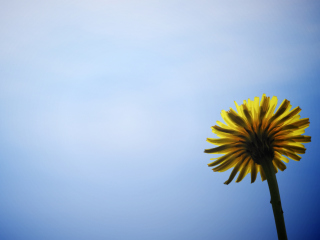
[236,157,251,183]
[276,106,301,126]
[207,152,237,167]
[275,135,311,143]
[213,155,239,172]
[216,121,230,129]
[224,160,243,185]
[227,111,247,128]
[273,158,287,171]
[211,125,237,135]
[290,135,311,143]
[251,161,258,183]
[242,104,253,126]
[295,118,310,129]
[207,138,239,145]
[280,145,306,154]
[275,148,302,161]
[253,96,260,121]
[271,99,290,123]
[259,166,267,181]
[280,155,289,163]
[204,143,242,154]
[234,101,246,119]
[221,110,238,129]
[259,95,269,119]
[265,96,278,120]
[286,152,302,161]
[274,151,289,163]
[286,114,300,125]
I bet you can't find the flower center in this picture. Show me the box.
[245,131,274,165]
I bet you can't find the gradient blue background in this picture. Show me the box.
[0,1,319,239]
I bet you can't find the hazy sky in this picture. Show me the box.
[0,1,319,239]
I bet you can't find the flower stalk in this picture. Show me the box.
[260,158,288,240]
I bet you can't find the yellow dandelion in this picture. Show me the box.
[205,94,311,185]
[204,94,311,240]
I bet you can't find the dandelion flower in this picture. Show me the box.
[205,94,310,185]
[204,94,311,240]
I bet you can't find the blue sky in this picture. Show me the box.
[0,1,319,239]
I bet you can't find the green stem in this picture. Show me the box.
[260,159,288,240]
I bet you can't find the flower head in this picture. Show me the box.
[205,94,311,185]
